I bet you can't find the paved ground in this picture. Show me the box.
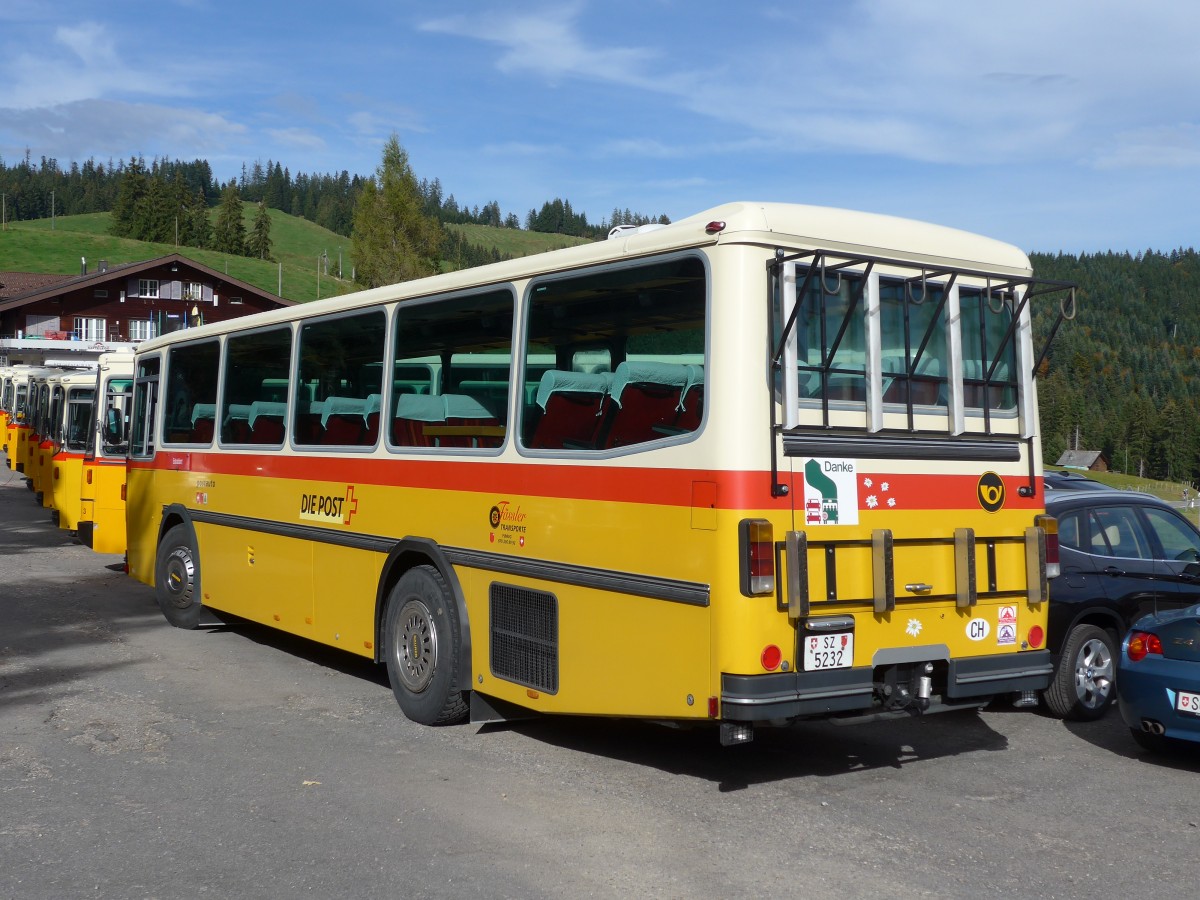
[1,465,1198,899]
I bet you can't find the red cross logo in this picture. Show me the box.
[342,485,359,525]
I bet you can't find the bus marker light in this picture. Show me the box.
[363,641,372,650]
[273,614,281,622]
[527,689,540,700]
[761,645,782,671]
[739,518,775,595]
[704,220,726,234]
[86,470,93,484]
[1036,514,1059,579]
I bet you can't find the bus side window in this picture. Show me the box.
[294,310,387,448]
[221,327,292,446]
[522,256,707,453]
[389,289,515,453]
[164,341,220,444]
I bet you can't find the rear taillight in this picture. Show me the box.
[1126,631,1163,662]
[1036,514,1059,579]
[739,518,775,596]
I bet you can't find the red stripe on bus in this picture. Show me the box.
[128,453,1041,511]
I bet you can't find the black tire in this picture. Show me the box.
[383,565,468,726]
[155,523,203,630]
[1044,624,1117,720]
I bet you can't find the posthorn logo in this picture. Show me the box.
[977,472,1005,513]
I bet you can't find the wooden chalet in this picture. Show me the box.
[0,253,295,365]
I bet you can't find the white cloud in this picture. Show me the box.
[420,3,666,89]
[421,1,1200,170]
[264,127,327,153]
[0,99,246,162]
[1091,124,1200,170]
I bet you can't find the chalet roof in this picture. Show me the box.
[0,253,296,313]
[0,272,75,300]
[1055,449,1106,469]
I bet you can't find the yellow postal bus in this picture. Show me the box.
[79,352,135,554]
[125,202,1074,743]
[47,370,98,530]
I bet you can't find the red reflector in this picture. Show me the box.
[761,645,782,671]
[1126,631,1163,662]
[1027,625,1044,649]
[708,696,719,718]
[704,220,726,234]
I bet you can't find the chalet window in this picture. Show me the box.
[183,282,204,303]
[229,296,244,305]
[139,279,160,298]
[94,289,108,298]
[74,317,107,342]
[128,319,157,341]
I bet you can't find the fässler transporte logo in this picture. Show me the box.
[977,472,1005,513]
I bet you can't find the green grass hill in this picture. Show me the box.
[1,211,589,303]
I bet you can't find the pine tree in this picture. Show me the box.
[350,134,443,289]
[211,184,246,256]
[181,190,210,249]
[247,201,273,260]
[109,157,148,238]
[137,176,175,243]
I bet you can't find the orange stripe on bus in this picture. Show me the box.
[129,453,1041,511]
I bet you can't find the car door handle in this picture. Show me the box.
[1103,566,1126,577]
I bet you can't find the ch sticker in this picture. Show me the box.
[977,472,1005,512]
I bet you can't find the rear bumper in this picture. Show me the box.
[720,650,1053,722]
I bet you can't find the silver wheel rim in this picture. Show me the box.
[162,546,195,610]
[394,598,438,694]
[1073,637,1114,710]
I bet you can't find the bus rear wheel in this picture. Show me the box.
[155,524,203,630]
[383,565,468,726]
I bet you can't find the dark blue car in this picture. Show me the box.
[1117,603,1200,751]
[1042,488,1200,720]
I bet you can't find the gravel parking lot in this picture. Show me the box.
[1,467,1197,900]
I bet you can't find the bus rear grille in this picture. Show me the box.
[489,583,559,694]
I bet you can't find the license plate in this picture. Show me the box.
[803,632,853,670]
[1176,690,1200,716]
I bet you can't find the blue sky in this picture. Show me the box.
[2,0,1198,253]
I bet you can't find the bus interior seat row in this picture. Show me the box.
[179,358,704,450]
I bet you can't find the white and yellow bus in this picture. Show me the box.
[125,202,1074,742]
[47,369,98,531]
[79,352,135,554]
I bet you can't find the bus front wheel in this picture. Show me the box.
[383,565,468,726]
[155,524,203,630]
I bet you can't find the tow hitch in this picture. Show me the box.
[877,662,934,714]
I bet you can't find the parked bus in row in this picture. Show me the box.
[124,202,1074,743]
[46,369,98,531]
[79,353,135,554]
